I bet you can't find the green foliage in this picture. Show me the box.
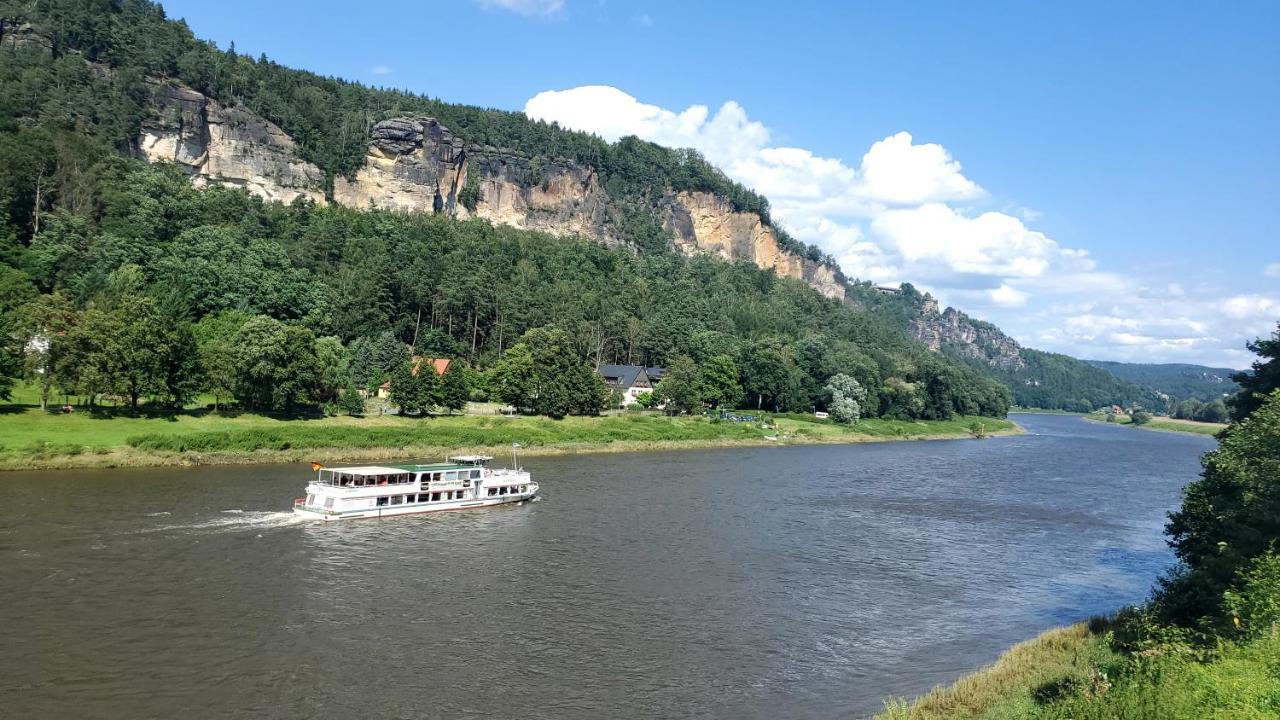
[826,373,867,423]
[313,335,350,403]
[336,384,365,417]
[0,2,1012,423]
[1223,551,1280,639]
[634,390,655,409]
[697,354,742,409]
[438,360,469,414]
[1128,408,1152,425]
[490,328,604,418]
[389,360,438,416]
[1088,359,1239,404]
[230,316,321,413]
[1159,390,1280,626]
[192,310,249,409]
[654,355,701,415]
[1230,323,1280,421]
[350,331,409,393]
[0,266,35,399]
[458,163,482,212]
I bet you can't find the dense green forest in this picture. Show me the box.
[0,0,1017,420]
[845,282,1165,412]
[985,349,1165,413]
[0,0,830,263]
[0,156,1012,418]
[1086,360,1238,403]
[0,0,1186,421]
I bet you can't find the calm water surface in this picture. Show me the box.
[1,414,1215,719]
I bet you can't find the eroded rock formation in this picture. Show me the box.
[136,81,325,204]
[664,192,845,300]
[334,118,615,243]
[910,294,1026,369]
[134,86,844,299]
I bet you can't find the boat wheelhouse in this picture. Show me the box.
[293,454,536,521]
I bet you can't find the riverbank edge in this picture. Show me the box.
[1,422,1023,472]
[874,622,1102,719]
[1081,414,1225,436]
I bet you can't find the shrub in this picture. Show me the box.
[1223,551,1280,639]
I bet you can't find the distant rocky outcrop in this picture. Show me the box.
[910,293,1026,369]
[132,83,844,300]
[135,81,325,204]
[663,191,844,299]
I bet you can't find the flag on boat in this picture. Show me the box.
[310,461,324,472]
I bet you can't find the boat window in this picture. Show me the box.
[324,497,334,509]
[377,496,389,507]
[520,486,527,493]
[470,470,482,479]
[390,496,402,505]
[431,492,441,502]
[488,488,496,496]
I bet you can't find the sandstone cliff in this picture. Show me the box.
[910,293,1026,369]
[136,81,325,204]
[134,86,844,299]
[663,192,844,299]
[333,118,616,244]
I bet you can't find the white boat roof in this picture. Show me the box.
[324,466,411,475]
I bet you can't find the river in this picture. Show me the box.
[0,413,1216,719]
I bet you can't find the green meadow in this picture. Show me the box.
[0,384,1016,470]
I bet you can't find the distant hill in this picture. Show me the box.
[846,283,1164,412]
[1087,361,1239,403]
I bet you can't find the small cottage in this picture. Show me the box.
[597,364,666,407]
[376,357,452,398]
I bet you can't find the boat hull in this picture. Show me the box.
[293,488,538,521]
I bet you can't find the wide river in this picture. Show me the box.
[1,414,1215,719]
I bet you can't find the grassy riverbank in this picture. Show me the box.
[1085,412,1226,436]
[877,621,1280,719]
[0,403,1017,471]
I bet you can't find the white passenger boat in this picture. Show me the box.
[293,452,537,521]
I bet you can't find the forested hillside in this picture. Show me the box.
[1087,360,1238,402]
[0,0,1160,420]
[846,283,1164,412]
[0,0,828,264]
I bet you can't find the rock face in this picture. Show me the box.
[135,81,325,204]
[911,294,1026,369]
[663,192,844,300]
[334,118,616,244]
[134,89,844,299]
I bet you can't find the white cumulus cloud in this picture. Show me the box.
[522,84,1278,367]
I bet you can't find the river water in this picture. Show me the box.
[1,414,1215,719]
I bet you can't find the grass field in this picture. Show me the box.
[1085,412,1226,436]
[0,384,1018,470]
[877,622,1280,719]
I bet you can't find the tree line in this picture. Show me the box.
[0,158,1011,421]
[0,0,833,267]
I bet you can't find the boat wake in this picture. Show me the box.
[137,511,305,535]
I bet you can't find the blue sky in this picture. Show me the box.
[160,0,1279,367]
